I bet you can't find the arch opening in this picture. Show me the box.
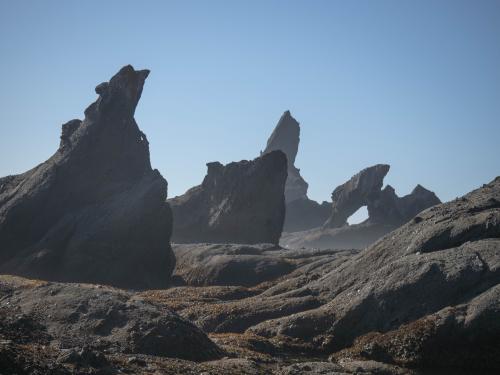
[347,206,369,225]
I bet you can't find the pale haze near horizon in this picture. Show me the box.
[1,1,499,225]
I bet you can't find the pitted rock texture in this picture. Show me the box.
[169,151,287,245]
[0,65,174,289]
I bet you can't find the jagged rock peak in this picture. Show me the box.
[263,110,300,165]
[0,65,175,289]
[85,65,150,119]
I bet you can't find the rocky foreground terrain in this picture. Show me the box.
[1,177,498,374]
[0,66,498,374]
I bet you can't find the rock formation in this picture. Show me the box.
[324,164,390,228]
[324,164,441,228]
[0,65,175,289]
[169,150,287,245]
[263,111,331,232]
[262,111,308,203]
[1,177,498,373]
[282,164,441,249]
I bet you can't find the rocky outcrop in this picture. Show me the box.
[0,65,175,289]
[169,151,287,245]
[325,164,441,229]
[263,111,331,232]
[262,111,308,203]
[324,164,390,228]
[282,164,441,249]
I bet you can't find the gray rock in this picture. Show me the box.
[169,151,287,245]
[249,177,500,372]
[283,164,440,249]
[173,243,295,287]
[0,275,222,362]
[0,65,175,289]
[324,164,391,228]
[262,111,307,203]
[263,111,332,232]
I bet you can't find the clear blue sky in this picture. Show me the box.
[1,1,499,210]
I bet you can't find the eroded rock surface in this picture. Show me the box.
[169,151,287,245]
[0,65,174,289]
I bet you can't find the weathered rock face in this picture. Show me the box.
[282,164,441,249]
[0,65,175,289]
[169,151,287,245]
[263,111,331,232]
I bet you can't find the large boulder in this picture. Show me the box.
[0,275,222,362]
[263,111,330,232]
[169,151,287,245]
[0,65,175,289]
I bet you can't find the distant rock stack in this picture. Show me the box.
[0,65,175,289]
[169,150,287,245]
[262,111,308,203]
[324,164,441,228]
[324,164,391,228]
[263,111,330,232]
[281,164,441,249]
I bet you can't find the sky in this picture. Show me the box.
[1,0,499,224]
